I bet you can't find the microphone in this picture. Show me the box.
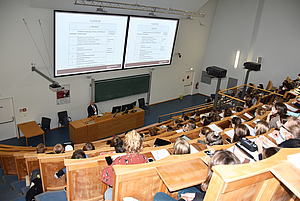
[113,109,119,117]
[121,107,128,115]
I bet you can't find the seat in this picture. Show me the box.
[40,117,51,133]
[138,98,149,110]
[266,80,277,91]
[57,111,72,127]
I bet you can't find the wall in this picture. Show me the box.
[0,0,217,138]
[198,0,300,95]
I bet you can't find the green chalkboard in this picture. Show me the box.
[95,74,150,102]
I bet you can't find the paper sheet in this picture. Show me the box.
[151,149,170,161]
[219,112,224,118]
[190,145,199,154]
[227,145,259,163]
[285,103,298,112]
[253,119,261,124]
[245,124,255,136]
[208,124,223,132]
[225,129,234,139]
[244,112,253,119]
[287,153,300,170]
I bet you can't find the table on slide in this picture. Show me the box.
[17,121,45,146]
[69,107,144,143]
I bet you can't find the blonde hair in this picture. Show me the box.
[124,130,143,154]
[255,120,269,135]
[205,131,223,147]
[173,137,190,155]
[53,143,64,154]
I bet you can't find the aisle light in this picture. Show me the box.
[234,50,240,68]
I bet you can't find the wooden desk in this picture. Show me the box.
[271,161,300,198]
[18,121,45,146]
[69,107,144,143]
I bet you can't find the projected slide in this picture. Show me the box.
[55,11,128,77]
[125,17,178,68]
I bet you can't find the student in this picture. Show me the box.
[173,138,190,155]
[254,120,270,136]
[199,127,212,137]
[153,150,240,201]
[102,130,148,200]
[53,143,64,154]
[255,107,266,117]
[209,110,219,122]
[266,103,287,128]
[110,136,122,147]
[202,117,213,126]
[204,131,223,148]
[36,143,47,154]
[166,126,174,132]
[83,142,95,151]
[244,99,253,109]
[223,108,232,118]
[183,120,196,132]
[232,124,250,143]
[231,117,241,128]
[148,127,159,137]
[235,106,244,113]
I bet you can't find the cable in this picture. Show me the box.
[38,19,52,78]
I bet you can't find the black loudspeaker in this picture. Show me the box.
[243,62,261,71]
[206,66,227,78]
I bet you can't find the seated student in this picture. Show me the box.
[200,116,206,125]
[254,120,270,136]
[173,138,190,155]
[257,84,264,89]
[244,99,253,109]
[199,127,212,137]
[153,150,240,201]
[102,130,148,199]
[276,114,289,128]
[202,116,213,126]
[183,120,196,132]
[174,118,182,125]
[36,143,47,154]
[273,96,284,104]
[148,127,159,137]
[256,116,300,149]
[267,102,287,128]
[223,108,232,118]
[54,149,87,179]
[176,123,184,133]
[231,117,241,128]
[166,126,174,132]
[292,97,300,109]
[83,142,95,151]
[115,139,126,153]
[255,141,281,160]
[232,124,250,143]
[255,107,266,117]
[183,116,190,121]
[209,110,219,122]
[204,131,223,148]
[235,106,244,113]
[53,143,64,154]
[264,102,274,111]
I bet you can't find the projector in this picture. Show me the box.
[206,66,227,78]
[243,62,261,71]
[49,82,62,92]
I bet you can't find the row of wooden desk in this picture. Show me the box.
[69,107,145,143]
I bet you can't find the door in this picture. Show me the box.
[0,97,17,140]
[183,70,194,96]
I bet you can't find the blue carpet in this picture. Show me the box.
[21,186,29,195]
[11,195,25,201]
[35,190,67,201]
[11,180,26,194]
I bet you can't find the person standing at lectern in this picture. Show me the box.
[87,100,98,117]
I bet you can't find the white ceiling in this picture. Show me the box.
[30,0,209,18]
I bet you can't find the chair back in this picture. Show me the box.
[138,98,145,108]
[266,80,273,91]
[41,117,51,132]
[58,111,69,126]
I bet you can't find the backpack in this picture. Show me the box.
[30,169,41,182]
[25,177,43,201]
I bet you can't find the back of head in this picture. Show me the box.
[233,124,250,143]
[83,142,95,151]
[255,120,270,135]
[205,131,223,147]
[255,108,266,116]
[202,150,240,191]
[209,110,219,121]
[231,117,241,127]
[245,99,253,108]
[265,102,274,111]
[203,116,213,126]
[279,114,289,125]
[236,106,244,112]
[177,123,183,129]
[199,126,212,136]
[110,136,122,147]
[36,143,47,154]
[174,118,182,124]
[53,143,64,154]
[187,120,196,131]
[166,126,174,132]
[224,108,232,117]
[148,127,158,136]
[115,140,126,153]
[274,96,284,104]
[124,130,143,154]
[173,137,190,155]
[71,149,86,159]
[183,116,189,121]
[275,103,287,115]
[262,147,281,159]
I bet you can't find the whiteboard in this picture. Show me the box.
[0,97,14,124]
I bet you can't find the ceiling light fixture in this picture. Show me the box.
[74,0,205,18]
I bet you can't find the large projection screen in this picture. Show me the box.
[54,11,128,77]
[124,16,179,69]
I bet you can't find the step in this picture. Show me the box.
[11,180,26,194]
[21,186,29,195]
[34,190,67,201]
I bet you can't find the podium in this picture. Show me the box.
[69,107,144,143]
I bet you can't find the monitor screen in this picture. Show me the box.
[111,106,121,114]
[54,11,128,77]
[124,16,179,69]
